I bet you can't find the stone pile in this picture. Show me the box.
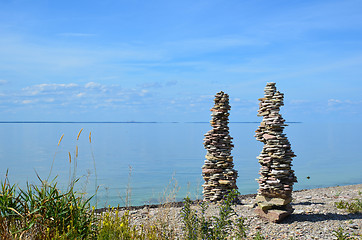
[202,91,238,202]
[254,82,297,222]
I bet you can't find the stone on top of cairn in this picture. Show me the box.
[254,82,297,223]
[202,91,238,202]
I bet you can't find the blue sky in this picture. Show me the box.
[0,0,361,122]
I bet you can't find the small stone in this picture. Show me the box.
[254,207,293,223]
[218,180,231,185]
[294,209,305,214]
[348,223,358,229]
[263,134,276,140]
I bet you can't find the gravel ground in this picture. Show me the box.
[98,184,362,239]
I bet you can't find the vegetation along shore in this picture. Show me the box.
[1,172,361,239]
[94,184,362,240]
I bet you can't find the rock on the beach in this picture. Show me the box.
[254,205,293,223]
[254,82,297,222]
[202,91,238,202]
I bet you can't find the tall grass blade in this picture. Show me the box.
[47,133,64,181]
[89,131,98,209]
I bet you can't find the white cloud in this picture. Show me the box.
[85,82,102,88]
[0,80,8,85]
[22,99,37,104]
[22,83,79,96]
[327,99,362,107]
[139,89,149,96]
[4,81,161,112]
[328,99,343,106]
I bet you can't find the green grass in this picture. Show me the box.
[335,193,362,214]
[332,227,360,240]
[1,173,257,239]
[180,189,249,239]
[3,172,362,239]
[0,172,96,239]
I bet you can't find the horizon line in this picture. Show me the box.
[0,121,303,124]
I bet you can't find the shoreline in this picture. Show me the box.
[96,183,362,239]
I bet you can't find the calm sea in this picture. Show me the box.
[0,122,361,207]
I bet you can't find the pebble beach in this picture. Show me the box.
[98,184,362,239]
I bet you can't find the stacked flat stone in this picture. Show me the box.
[202,91,238,202]
[254,82,297,222]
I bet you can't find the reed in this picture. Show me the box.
[47,133,64,181]
[89,131,98,209]
[145,174,180,239]
[119,165,133,208]
[0,174,96,239]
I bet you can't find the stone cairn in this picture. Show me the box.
[254,82,297,222]
[202,91,238,202]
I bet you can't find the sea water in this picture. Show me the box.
[0,122,361,207]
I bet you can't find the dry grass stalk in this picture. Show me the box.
[58,134,64,146]
[77,128,83,140]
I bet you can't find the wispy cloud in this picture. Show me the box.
[3,82,159,111]
[22,83,79,96]
[0,80,8,85]
[165,36,267,53]
[327,99,362,108]
[58,33,96,37]
[21,99,38,104]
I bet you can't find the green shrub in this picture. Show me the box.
[0,173,96,239]
[332,227,354,240]
[253,231,265,240]
[335,198,362,214]
[97,209,143,240]
[180,189,250,240]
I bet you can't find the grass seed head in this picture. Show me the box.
[77,128,83,140]
[58,134,64,146]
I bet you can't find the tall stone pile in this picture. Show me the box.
[202,91,238,202]
[254,82,297,222]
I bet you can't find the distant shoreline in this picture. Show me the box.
[0,121,303,124]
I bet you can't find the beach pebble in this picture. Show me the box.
[348,223,358,229]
